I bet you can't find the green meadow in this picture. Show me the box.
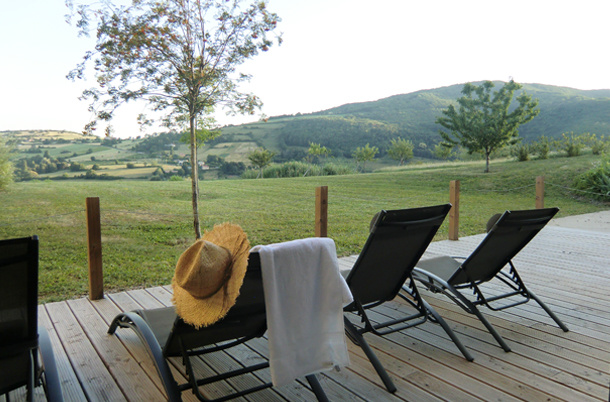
[1,154,607,302]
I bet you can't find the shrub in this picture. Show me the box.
[590,134,609,155]
[557,132,587,157]
[169,175,184,181]
[126,162,136,169]
[574,156,610,201]
[510,144,530,162]
[531,135,551,159]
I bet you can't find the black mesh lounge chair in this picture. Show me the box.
[412,207,569,352]
[108,252,329,402]
[0,236,63,402]
[343,204,473,393]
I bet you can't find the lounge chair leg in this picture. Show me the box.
[471,308,512,352]
[529,291,569,332]
[421,299,474,362]
[344,317,397,393]
[305,375,329,402]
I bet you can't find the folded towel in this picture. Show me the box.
[252,237,353,386]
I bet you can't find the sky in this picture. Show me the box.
[1,0,610,138]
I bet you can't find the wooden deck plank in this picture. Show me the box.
[30,226,610,401]
[66,298,166,401]
[45,301,126,401]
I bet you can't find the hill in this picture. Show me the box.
[208,82,610,161]
[3,82,610,180]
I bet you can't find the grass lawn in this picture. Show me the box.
[1,154,607,302]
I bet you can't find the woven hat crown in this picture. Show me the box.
[174,241,233,300]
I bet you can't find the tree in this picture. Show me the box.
[433,143,454,160]
[352,143,378,172]
[67,0,280,238]
[0,137,13,190]
[387,137,414,165]
[248,148,275,178]
[307,142,330,164]
[436,80,539,172]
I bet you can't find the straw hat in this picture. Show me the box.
[172,223,250,328]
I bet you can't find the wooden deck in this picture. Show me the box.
[9,226,610,401]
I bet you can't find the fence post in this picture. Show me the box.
[449,180,460,240]
[315,186,328,237]
[86,197,103,300]
[536,176,545,209]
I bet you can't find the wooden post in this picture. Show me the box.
[536,176,545,209]
[448,180,460,240]
[315,186,328,237]
[86,197,103,300]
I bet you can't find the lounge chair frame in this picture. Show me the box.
[412,208,569,352]
[0,236,63,402]
[343,204,473,394]
[108,252,328,402]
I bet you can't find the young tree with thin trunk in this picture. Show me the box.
[387,137,414,165]
[436,80,539,173]
[352,143,378,172]
[247,148,275,178]
[66,0,281,238]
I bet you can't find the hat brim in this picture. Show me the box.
[172,223,250,328]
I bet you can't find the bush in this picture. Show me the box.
[511,144,530,162]
[573,156,610,201]
[169,175,184,181]
[557,132,587,157]
[531,135,551,159]
[241,161,354,179]
[590,134,609,155]
[126,162,136,169]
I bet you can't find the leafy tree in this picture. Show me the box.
[387,137,414,165]
[248,148,275,178]
[352,143,378,172]
[0,137,13,190]
[67,0,280,239]
[591,134,609,155]
[436,80,539,172]
[433,143,454,160]
[556,132,587,157]
[510,143,530,162]
[307,142,330,164]
[531,135,551,159]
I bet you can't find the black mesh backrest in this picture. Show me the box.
[0,236,39,349]
[346,204,452,307]
[164,252,267,356]
[449,208,559,285]
[0,236,39,393]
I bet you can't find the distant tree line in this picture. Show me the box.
[131,132,182,155]
[279,116,434,159]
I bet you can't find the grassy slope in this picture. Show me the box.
[1,154,607,302]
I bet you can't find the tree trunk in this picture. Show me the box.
[190,114,202,239]
[485,151,490,173]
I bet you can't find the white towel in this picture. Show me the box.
[251,237,353,386]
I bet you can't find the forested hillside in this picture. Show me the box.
[3,82,610,178]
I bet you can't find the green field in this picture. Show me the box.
[1,154,608,302]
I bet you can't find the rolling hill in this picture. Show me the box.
[3,82,610,176]
[214,82,610,160]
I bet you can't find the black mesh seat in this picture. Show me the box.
[343,204,473,393]
[412,208,569,352]
[108,252,328,401]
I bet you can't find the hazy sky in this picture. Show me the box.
[1,0,609,138]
